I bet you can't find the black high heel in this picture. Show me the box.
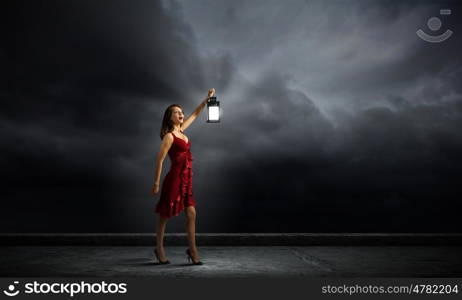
[186,248,203,265]
[154,248,170,264]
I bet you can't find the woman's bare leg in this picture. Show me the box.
[156,215,169,261]
[185,206,200,261]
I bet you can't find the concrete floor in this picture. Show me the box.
[1,246,461,277]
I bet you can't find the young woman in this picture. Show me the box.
[151,88,216,265]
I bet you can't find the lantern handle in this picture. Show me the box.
[207,95,217,104]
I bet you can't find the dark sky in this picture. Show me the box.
[2,0,462,233]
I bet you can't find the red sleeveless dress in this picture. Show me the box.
[155,131,195,218]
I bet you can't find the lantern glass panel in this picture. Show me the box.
[208,106,220,121]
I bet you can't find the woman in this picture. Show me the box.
[151,88,215,265]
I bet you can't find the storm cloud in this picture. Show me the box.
[2,0,461,232]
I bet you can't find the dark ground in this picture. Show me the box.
[1,246,461,277]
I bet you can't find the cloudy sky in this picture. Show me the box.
[2,0,461,233]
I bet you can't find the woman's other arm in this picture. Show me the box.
[181,88,215,131]
[151,133,174,195]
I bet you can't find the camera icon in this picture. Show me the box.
[417,9,453,43]
[3,281,20,297]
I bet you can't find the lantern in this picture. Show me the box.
[206,96,220,123]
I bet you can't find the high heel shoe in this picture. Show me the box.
[186,248,203,265]
[154,248,170,264]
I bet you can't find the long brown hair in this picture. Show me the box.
[160,104,183,140]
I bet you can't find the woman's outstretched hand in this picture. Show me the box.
[207,88,215,98]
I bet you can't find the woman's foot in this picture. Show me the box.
[186,248,203,265]
[154,247,170,264]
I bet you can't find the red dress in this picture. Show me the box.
[155,131,195,218]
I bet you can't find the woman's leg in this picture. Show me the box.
[156,214,169,260]
[185,206,200,260]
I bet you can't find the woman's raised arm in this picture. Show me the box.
[181,88,215,131]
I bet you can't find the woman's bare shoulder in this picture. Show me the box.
[162,132,174,142]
